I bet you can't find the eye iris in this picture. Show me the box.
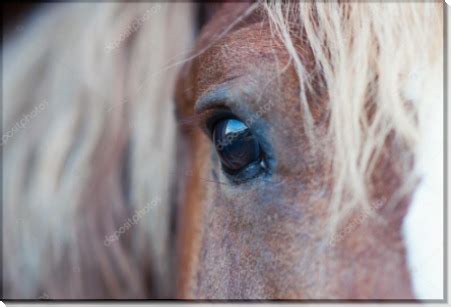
[213,119,261,172]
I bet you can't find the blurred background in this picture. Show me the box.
[2,2,196,299]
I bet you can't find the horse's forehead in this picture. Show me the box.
[175,3,273,118]
[194,25,291,94]
[196,3,262,50]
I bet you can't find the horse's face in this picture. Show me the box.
[175,3,414,299]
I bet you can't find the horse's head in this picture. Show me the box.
[174,2,442,299]
[2,1,442,300]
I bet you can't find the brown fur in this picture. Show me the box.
[174,3,415,299]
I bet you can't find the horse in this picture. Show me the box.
[2,1,444,300]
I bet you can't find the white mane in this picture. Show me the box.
[264,1,444,299]
[3,2,194,298]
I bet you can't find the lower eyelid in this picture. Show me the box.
[221,160,266,184]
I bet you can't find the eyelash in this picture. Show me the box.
[199,107,231,131]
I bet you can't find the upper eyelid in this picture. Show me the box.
[176,81,241,134]
[194,74,260,113]
[204,109,237,135]
[195,83,238,114]
[195,82,257,128]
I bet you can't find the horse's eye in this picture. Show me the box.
[212,118,261,174]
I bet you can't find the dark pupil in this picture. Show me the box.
[212,118,261,172]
